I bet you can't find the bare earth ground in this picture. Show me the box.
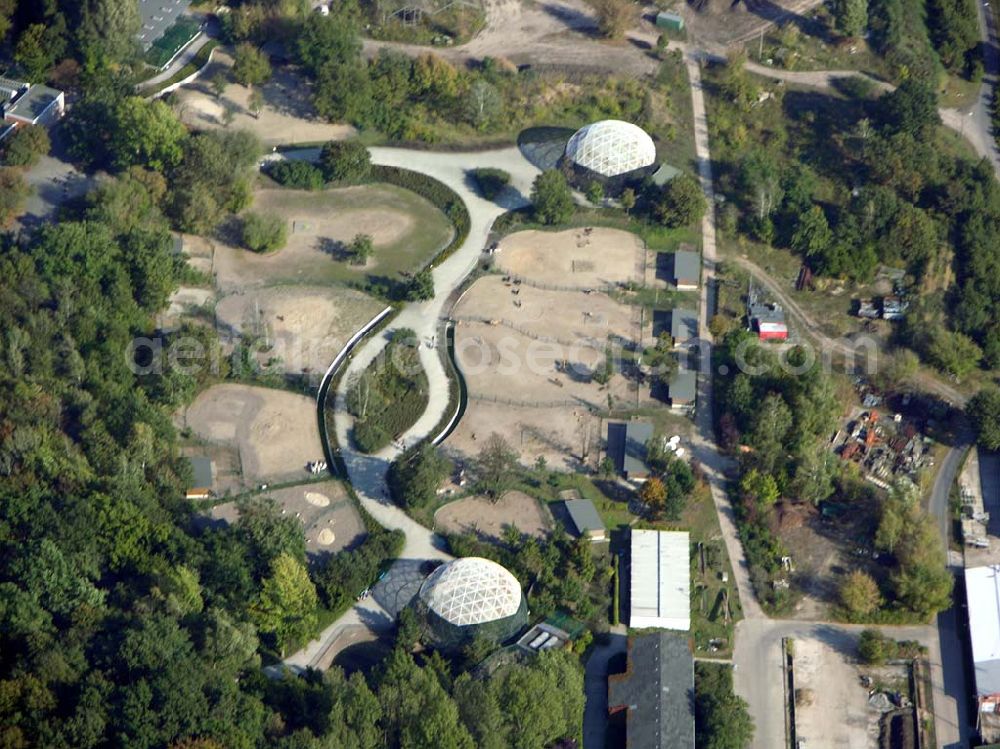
[215,286,385,374]
[162,287,214,330]
[434,490,552,539]
[209,479,366,555]
[454,321,634,406]
[212,185,453,291]
[173,50,357,145]
[181,383,322,483]
[794,634,888,747]
[444,400,603,471]
[494,228,645,289]
[453,275,636,348]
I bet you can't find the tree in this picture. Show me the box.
[739,469,779,514]
[593,0,634,39]
[879,79,940,138]
[313,60,372,123]
[81,0,141,62]
[248,88,265,120]
[695,662,755,749]
[297,12,362,76]
[840,570,882,619]
[0,168,29,227]
[656,174,706,228]
[319,140,371,183]
[110,97,188,172]
[236,496,307,579]
[473,168,510,200]
[242,212,288,253]
[388,442,452,509]
[790,205,833,258]
[927,327,981,380]
[969,389,1000,450]
[531,170,574,225]
[639,477,668,516]
[465,80,501,130]
[831,0,868,38]
[892,562,953,620]
[585,181,604,205]
[620,187,636,215]
[14,24,57,81]
[2,125,51,167]
[476,433,519,500]
[232,44,272,87]
[406,268,435,301]
[858,628,892,664]
[251,553,318,655]
[349,233,374,266]
[211,72,229,98]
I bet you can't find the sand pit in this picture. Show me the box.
[435,490,551,540]
[495,228,645,288]
[173,51,357,145]
[445,400,602,471]
[306,492,331,507]
[211,185,453,290]
[183,384,321,483]
[453,275,637,348]
[214,286,385,373]
[317,528,336,545]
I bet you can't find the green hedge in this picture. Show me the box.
[145,17,202,68]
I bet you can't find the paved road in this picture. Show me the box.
[582,630,628,749]
[276,145,540,670]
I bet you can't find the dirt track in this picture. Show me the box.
[434,490,551,539]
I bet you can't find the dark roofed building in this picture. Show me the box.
[608,632,695,749]
[606,421,653,480]
[186,456,214,500]
[139,0,194,50]
[668,368,697,410]
[671,251,700,290]
[670,309,698,346]
[564,498,607,541]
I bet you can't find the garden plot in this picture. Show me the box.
[181,383,323,484]
[214,286,385,374]
[445,400,603,472]
[209,480,365,555]
[211,185,453,290]
[434,490,551,540]
[173,50,357,145]
[452,275,638,349]
[494,228,645,289]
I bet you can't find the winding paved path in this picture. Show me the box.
[276,145,540,670]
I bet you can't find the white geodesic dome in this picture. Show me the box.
[418,557,522,626]
[565,120,656,178]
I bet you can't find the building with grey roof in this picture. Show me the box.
[139,0,194,50]
[670,309,698,346]
[185,456,214,500]
[4,84,64,126]
[564,498,607,541]
[671,251,700,290]
[668,368,697,411]
[608,632,695,749]
[606,421,653,480]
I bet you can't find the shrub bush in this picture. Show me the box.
[473,167,510,199]
[242,211,288,252]
[2,125,50,167]
[267,160,325,190]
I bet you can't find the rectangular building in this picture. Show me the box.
[608,632,694,749]
[606,421,653,481]
[668,368,697,410]
[671,251,701,290]
[564,498,607,541]
[749,302,788,341]
[629,529,690,631]
[966,565,1000,742]
[670,308,699,346]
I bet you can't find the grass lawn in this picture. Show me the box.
[232,182,454,287]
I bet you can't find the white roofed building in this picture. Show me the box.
[965,565,1000,742]
[564,120,656,178]
[628,529,690,631]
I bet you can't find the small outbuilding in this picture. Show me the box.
[655,11,685,32]
[564,498,607,541]
[749,302,788,341]
[608,632,694,749]
[185,457,214,500]
[606,421,654,481]
[671,251,701,290]
[667,368,697,411]
[629,529,690,631]
[670,308,699,346]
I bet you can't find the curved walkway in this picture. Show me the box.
[277,145,540,670]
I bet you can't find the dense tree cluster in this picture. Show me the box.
[387,441,453,509]
[694,662,755,749]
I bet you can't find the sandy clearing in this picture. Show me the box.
[444,400,602,471]
[173,50,357,145]
[214,286,384,373]
[495,228,645,288]
[435,490,551,540]
[453,275,637,348]
[183,383,322,483]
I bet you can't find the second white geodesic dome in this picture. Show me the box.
[564,120,656,178]
[418,557,522,626]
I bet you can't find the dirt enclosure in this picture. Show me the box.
[173,50,357,145]
[181,384,323,484]
[495,228,645,289]
[434,490,551,540]
[445,400,603,471]
[210,479,365,555]
[215,286,385,374]
[211,185,453,290]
